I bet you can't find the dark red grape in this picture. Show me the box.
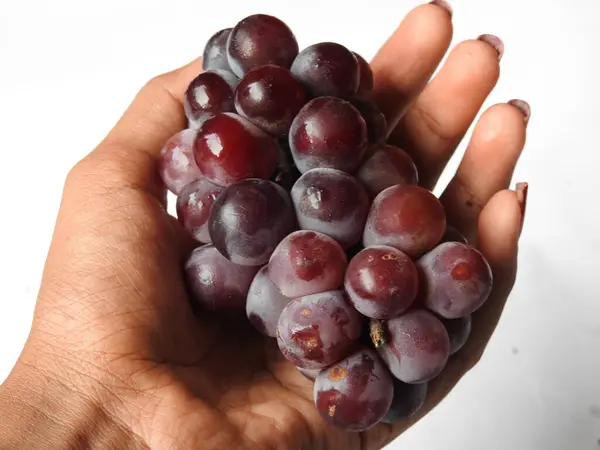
[382,380,428,423]
[363,185,446,257]
[298,367,320,380]
[194,112,280,186]
[375,309,450,383]
[350,100,387,144]
[442,315,472,355]
[246,266,292,337]
[209,179,296,266]
[184,70,239,129]
[269,230,347,298]
[314,348,393,431]
[344,245,418,319]
[227,14,298,77]
[202,28,233,72]
[277,290,363,369]
[357,144,419,198]
[184,245,259,313]
[158,129,203,195]
[176,178,225,243]
[290,42,360,98]
[440,225,468,244]
[291,168,369,248]
[289,97,367,174]
[418,242,493,319]
[353,52,374,100]
[234,65,308,137]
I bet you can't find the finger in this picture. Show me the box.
[440,101,530,242]
[370,2,453,129]
[389,36,502,189]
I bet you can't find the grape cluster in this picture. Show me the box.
[158,14,494,433]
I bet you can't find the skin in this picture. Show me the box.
[0,3,529,449]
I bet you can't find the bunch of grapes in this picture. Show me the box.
[160,14,493,432]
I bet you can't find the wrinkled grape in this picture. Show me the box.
[176,178,225,243]
[158,129,203,195]
[357,144,418,198]
[246,266,292,337]
[382,380,428,423]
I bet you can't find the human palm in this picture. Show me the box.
[2,4,529,450]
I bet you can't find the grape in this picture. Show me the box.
[314,348,393,432]
[277,291,363,369]
[289,97,368,174]
[246,266,292,337]
[290,42,360,98]
[176,178,225,243]
[350,100,387,144]
[298,367,320,380]
[194,112,280,186]
[209,179,296,266]
[418,242,493,319]
[158,129,203,195]
[353,52,374,100]
[227,14,299,77]
[382,380,428,423]
[291,168,369,248]
[269,231,347,298]
[184,70,239,129]
[184,245,260,312]
[363,185,446,257]
[375,309,450,383]
[344,245,418,319]
[442,315,472,355]
[203,28,233,72]
[234,65,308,136]
[357,144,419,198]
[440,225,468,244]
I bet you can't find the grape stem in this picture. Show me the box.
[370,320,387,348]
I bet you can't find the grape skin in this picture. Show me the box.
[314,348,393,431]
[440,225,468,244]
[350,100,387,145]
[291,168,370,248]
[203,28,233,72]
[376,309,451,383]
[184,245,260,313]
[418,242,493,319]
[277,291,363,369]
[382,380,428,423]
[268,230,348,298]
[353,52,374,100]
[246,266,292,337]
[184,70,239,129]
[158,129,203,195]
[176,178,225,243]
[442,315,472,355]
[297,367,320,380]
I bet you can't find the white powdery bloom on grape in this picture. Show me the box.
[246,266,292,337]
[158,128,202,195]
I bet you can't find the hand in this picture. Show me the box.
[0,3,529,449]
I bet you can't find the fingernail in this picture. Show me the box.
[478,34,504,61]
[429,0,453,17]
[516,182,528,232]
[508,99,531,124]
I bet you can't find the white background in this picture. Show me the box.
[0,0,599,449]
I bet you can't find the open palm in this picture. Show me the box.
[1,4,529,449]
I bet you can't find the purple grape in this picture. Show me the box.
[158,129,203,195]
[440,225,468,244]
[227,14,299,77]
[344,246,419,319]
[176,178,225,243]
[184,70,239,129]
[290,42,360,98]
[363,185,446,258]
[194,113,280,186]
[314,348,393,432]
[298,367,321,380]
[375,309,450,383]
[289,97,368,174]
[246,266,292,337]
[382,380,428,423]
[442,315,472,355]
[269,230,347,298]
[184,245,260,313]
[202,28,233,72]
[418,242,493,319]
[291,168,369,248]
[357,144,419,198]
[277,291,363,369]
[350,100,387,144]
[353,52,374,100]
[234,65,308,136]
[209,179,296,266]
